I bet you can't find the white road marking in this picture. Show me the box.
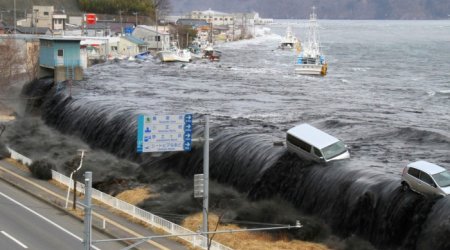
[0,191,101,250]
[1,230,28,248]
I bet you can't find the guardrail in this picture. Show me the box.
[51,171,232,250]
[7,147,232,250]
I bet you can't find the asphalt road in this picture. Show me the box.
[0,179,126,250]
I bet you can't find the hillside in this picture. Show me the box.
[1,0,449,21]
[171,0,450,19]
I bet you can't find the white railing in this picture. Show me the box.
[7,147,232,249]
[7,147,33,166]
[52,171,232,250]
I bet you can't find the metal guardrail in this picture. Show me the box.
[7,147,232,249]
[51,170,232,250]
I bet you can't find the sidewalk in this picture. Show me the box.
[0,158,189,250]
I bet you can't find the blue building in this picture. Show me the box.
[39,37,83,82]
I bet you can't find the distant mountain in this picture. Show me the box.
[1,0,448,21]
[170,0,450,19]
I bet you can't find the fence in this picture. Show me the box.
[7,148,232,250]
[7,147,33,166]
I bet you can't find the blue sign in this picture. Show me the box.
[137,114,193,153]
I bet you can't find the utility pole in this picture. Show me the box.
[13,0,16,34]
[83,171,92,250]
[155,10,159,50]
[119,10,123,35]
[133,12,138,26]
[202,115,210,244]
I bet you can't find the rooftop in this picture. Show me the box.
[408,161,446,175]
[287,123,340,149]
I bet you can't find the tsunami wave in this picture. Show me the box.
[18,78,450,250]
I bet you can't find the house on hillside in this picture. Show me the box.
[133,25,170,50]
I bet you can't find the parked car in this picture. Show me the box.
[401,160,450,197]
[286,123,350,163]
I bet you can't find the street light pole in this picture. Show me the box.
[65,149,86,209]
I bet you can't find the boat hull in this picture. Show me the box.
[295,64,327,75]
[157,51,191,63]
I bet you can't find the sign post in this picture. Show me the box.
[137,114,193,153]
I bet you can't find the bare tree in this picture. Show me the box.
[25,41,39,82]
[0,36,24,92]
[152,0,171,20]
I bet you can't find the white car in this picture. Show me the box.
[401,160,450,197]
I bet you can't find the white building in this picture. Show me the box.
[17,6,67,31]
[132,25,170,50]
[190,9,235,26]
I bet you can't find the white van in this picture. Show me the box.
[286,123,350,163]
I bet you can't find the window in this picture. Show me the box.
[419,171,435,186]
[322,141,347,160]
[44,12,49,16]
[433,171,450,188]
[286,134,311,152]
[154,36,161,41]
[408,167,420,178]
[313,147,322,157]
[57,49,63,57]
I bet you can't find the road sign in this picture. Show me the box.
[85,13,97,25]
[194,174,204,198]
[137,114,193,153]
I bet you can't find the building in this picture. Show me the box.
[39,37,83,82]
[176,19,209,28]
[118,36,148,57]
[132,25,170,50]
[52,11,67,30]
[190,9,235,26]
[17,5,67,30]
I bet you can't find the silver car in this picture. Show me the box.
[401,160,450,197]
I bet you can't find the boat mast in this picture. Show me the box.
[306,6,320,57]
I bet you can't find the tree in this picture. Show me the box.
[25,41,39,82]
[0,37,24,92]
[152,0,171,20]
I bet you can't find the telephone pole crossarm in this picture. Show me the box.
[91,221,303,249]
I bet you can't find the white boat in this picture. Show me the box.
[157,42,192,63]
[294,7,328,76]
[279,26,300,50]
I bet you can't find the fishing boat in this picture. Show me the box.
[279,26,300,50]
[203,46,222,61]
[157,42,192,63]
[294,7,327,76]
